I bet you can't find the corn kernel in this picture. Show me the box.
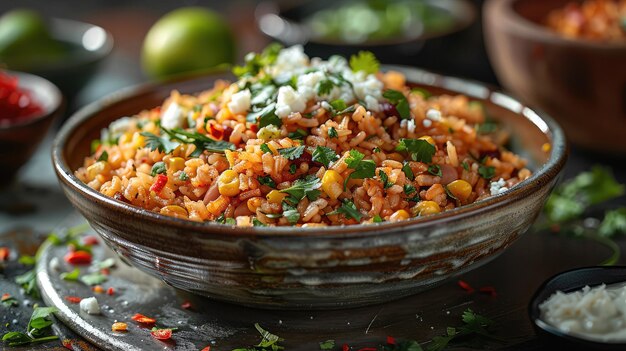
[86,161,111,181]
[168,157,186,172]
[224,150,237,167]
[266,190,288,204]
[160,205,188,218]
[389,209,411,222]
[322,170,344,200]
[217,170,240,196]
[412,201,441,216]
[132,132,145,149]
[118,132,133,145]
[419,136,436,147]
[446,180,472,202]
[112,322,127,332]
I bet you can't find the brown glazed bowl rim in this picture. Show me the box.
[490,0,626,50]
[52,66,567,238]
[0,70,64,130]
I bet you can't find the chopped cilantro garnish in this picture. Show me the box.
[403,184,416,195]
[402,161,415,181]
[461,161,470,171]
[330,99,347,111]
[383,89,410,119]
[90,139,101,154]
[288,129,308,140]
[80,272,107,286]
[599,208,626,237]
[97,151,108,162]
[252,218,267,227]
[179,171,189,181]
[349,51,380,74]
[150,162,167,176]
[280,175,322,202]
[260,143,272,154]
[373,147,381,153]
[59,268,80,281]
[344,150,376,189]
[319,339,335,350]
[312,146,339,168]
[282,202,300,224]
[232,42,283,77]
[328,127,338,138]
[258,175,276,188]
[378,169,393,189]
[477,121,498,134]
[278,145,305,160]
[396,138,436,163]
[411,87,432,98]
[141,131,180,154]
[317,79,334,96]
[428,164,442,177]
[478,165,495,179]
[289,163,297,174]
[1,307,59,346]
[332,199,363,221]
[372,215,383,223]
[160,127,235,156]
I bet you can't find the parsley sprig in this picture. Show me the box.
[280,175,322,204]
[2,307,59,346]
[396,139,436,163]
[349,51,380,74]
[344,150,376,189]
[383,89,411,120]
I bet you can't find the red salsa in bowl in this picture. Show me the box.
[0,71,44,126]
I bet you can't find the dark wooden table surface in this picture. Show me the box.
[1,2,626,350]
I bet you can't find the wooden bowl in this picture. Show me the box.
[52,67,566,309]
[484,0,626,154]
[0,70,64,182]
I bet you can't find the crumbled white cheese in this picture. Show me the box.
[364,95,380,112]
[426,109,442,121]
[400,119,416,133]
[297,71,326,101]
[276,86,307,118]
[160,102,185,129]
[108,117,134,136]
[227,89,251,114]
[271,45,309,81]
[423,119,433,128]
[49,257,60,272]
[489,178,508,196]
[79,297,101,315]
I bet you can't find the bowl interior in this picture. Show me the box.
[55,66,565,237]
[529,266,626,348]
[259,0,475,46]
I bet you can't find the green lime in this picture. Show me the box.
[0,9,64,69]
[141,7,236,79]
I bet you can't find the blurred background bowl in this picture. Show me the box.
[0,70,64,183]
[484,0,626,155]
[52,68,566,309]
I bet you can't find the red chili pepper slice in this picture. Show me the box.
[65,296,82,304]
[107,287,115,295]
[101,268,110,276]
[386,336,396,345]
[208,123,224,140]
[61,339,74,350]
[479,286,497,297]
[249,124,259,133]
[64,250,92,265]
[181,301,192,309]
[1,293,11,301]
[342,344,350,351]
[132,313,156,324]
[150,174,168,193]
[82,236,99,246]
[150,328,172,340]
[458,280,474,293]
[201,347,211,351]
[0,247,9,261]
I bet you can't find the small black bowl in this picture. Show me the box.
[529,266,626,350]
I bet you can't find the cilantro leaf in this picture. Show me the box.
[179,171,189,181]
[383,89,410,119]
[258,175,276,188]
[247,103,277,125]
[280,175,322,202]
[288,129,308,140]
[97,151,108,162]
[233,43,283,77]
[278,146,305,160]
[60,268,80,281]
[260,143,272,154]
[378,169,393,189]
[80,272,107,286]
[140,132,180,154]
[312,146,339,168]
[349,51,380,74]
[289,163,297,174]
[461,161,470,171]
[161,127,236,155]
[344,150,376,188]
[259,111,282,129]
[373,215,384,223]
[599,208,626,237]
[402,161,415,180]
[282,202,300,224]
[328,127,338,138]
[252,218,267,227]
[396,139,436,163]
[317,79,334,96]
[428,164,442,177]
[330,99,347,111]
[332,199,363,221]
[404,184,416,195]
[478,165,495,179]
[254,323,283,348]
[319,340,335,350]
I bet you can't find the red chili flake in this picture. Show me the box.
[208,123,224,140]
[479,286,497,297]
[201,347,211,351]
[64,250,92,265]
[150,328,172,341]
[0,247,9,261]
[0,71,43,124]
[150,174,168,193]
[61,339,74,350]
[101,268,110,276]
[107,287,115,295]
[64,296,82,304]
[386,336,396,345]
[342,344,350,351]
[82,236,99,246]
[222,125,234,141]
[249,124,259,133]
[458,280,475,293]
[132,313,156,325]
[181,301,192,309]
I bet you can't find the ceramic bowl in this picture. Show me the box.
[484,0,626,155]
[0,70,64,182]
[52,67,567,309]
[529,266,626,350]
[4,18,113,102]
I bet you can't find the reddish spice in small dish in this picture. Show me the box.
[0,247,9,261]
[0,72,43,125]
[64,250,92,265]
[458,280,475,293]
[65,296,82,304]
[131,313,156,325]
[150,328,172,340]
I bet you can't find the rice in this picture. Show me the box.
[75,45,531,227]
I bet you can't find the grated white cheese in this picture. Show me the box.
[489,178,508,196]
[400,119,416,133]
[227,89,251,114]
[160,102,185,129]
[423,119,433,128]
[79,297,101,315]
[426,109,442,121]
[297,71,326,101]
[276,85,307,118]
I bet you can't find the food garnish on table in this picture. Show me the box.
[75,45,531,227]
